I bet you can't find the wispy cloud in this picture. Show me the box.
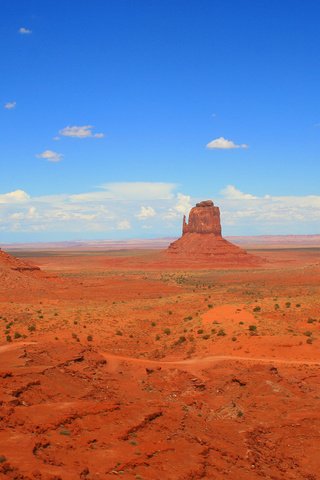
[4,101,16,110]
[136,206,156,220]
[58,125,104,139]
[206,137,248,149]
[19,27,32,35]
[117,220,131,230]
[36,150,63,162]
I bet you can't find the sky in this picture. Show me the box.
[1,0,320,242]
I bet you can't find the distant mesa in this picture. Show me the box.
[167,200,261,265]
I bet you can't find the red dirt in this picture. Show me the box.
[0,247,320,479]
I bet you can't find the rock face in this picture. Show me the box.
[182,200,222,236]
[167,200,261,265]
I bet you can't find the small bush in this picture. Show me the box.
[87,335,93,341]
[163,328,171,335]
[304,331,312,337]
[28,324,36,332]
[6,335,12,342]
[217,329,226,336]
[197,329,204,334]
[116,330,123,336]
[307,318,316,324]
[14,332,22,339]
[249,325,257,332]
[285,302,291,308]
[175,336,186,345]
[253,306,261,312]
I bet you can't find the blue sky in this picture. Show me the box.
[1,0,320,241]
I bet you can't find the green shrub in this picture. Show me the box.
[217,329,226,336]
[175,336,186,345]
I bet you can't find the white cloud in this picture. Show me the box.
[219,185,320,231]
[206,137,248,149]
[174,193,192,213]
[99,182,176,201]
[4,101,16,110]
[220,185,257,200]
[117,220,131,230]
[0,190,30,204]
[19,27,32,34]
[162,193,192,220]
[36,150,63,162]
[59,125,104,139]
[1,182,320,238]
[136,206,156,220]
[10,207,38,221]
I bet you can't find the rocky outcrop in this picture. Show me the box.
[167,200,261,265]
[0,249,40,272]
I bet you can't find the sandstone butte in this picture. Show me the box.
[167,200,261,265]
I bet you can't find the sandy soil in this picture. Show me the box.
[0,247,320,479]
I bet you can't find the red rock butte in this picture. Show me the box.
[167,200,261,265]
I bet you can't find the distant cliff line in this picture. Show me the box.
[1,234,320,251]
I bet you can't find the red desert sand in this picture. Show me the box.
[0,207,320,479]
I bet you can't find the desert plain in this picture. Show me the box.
[0,242,320,480]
